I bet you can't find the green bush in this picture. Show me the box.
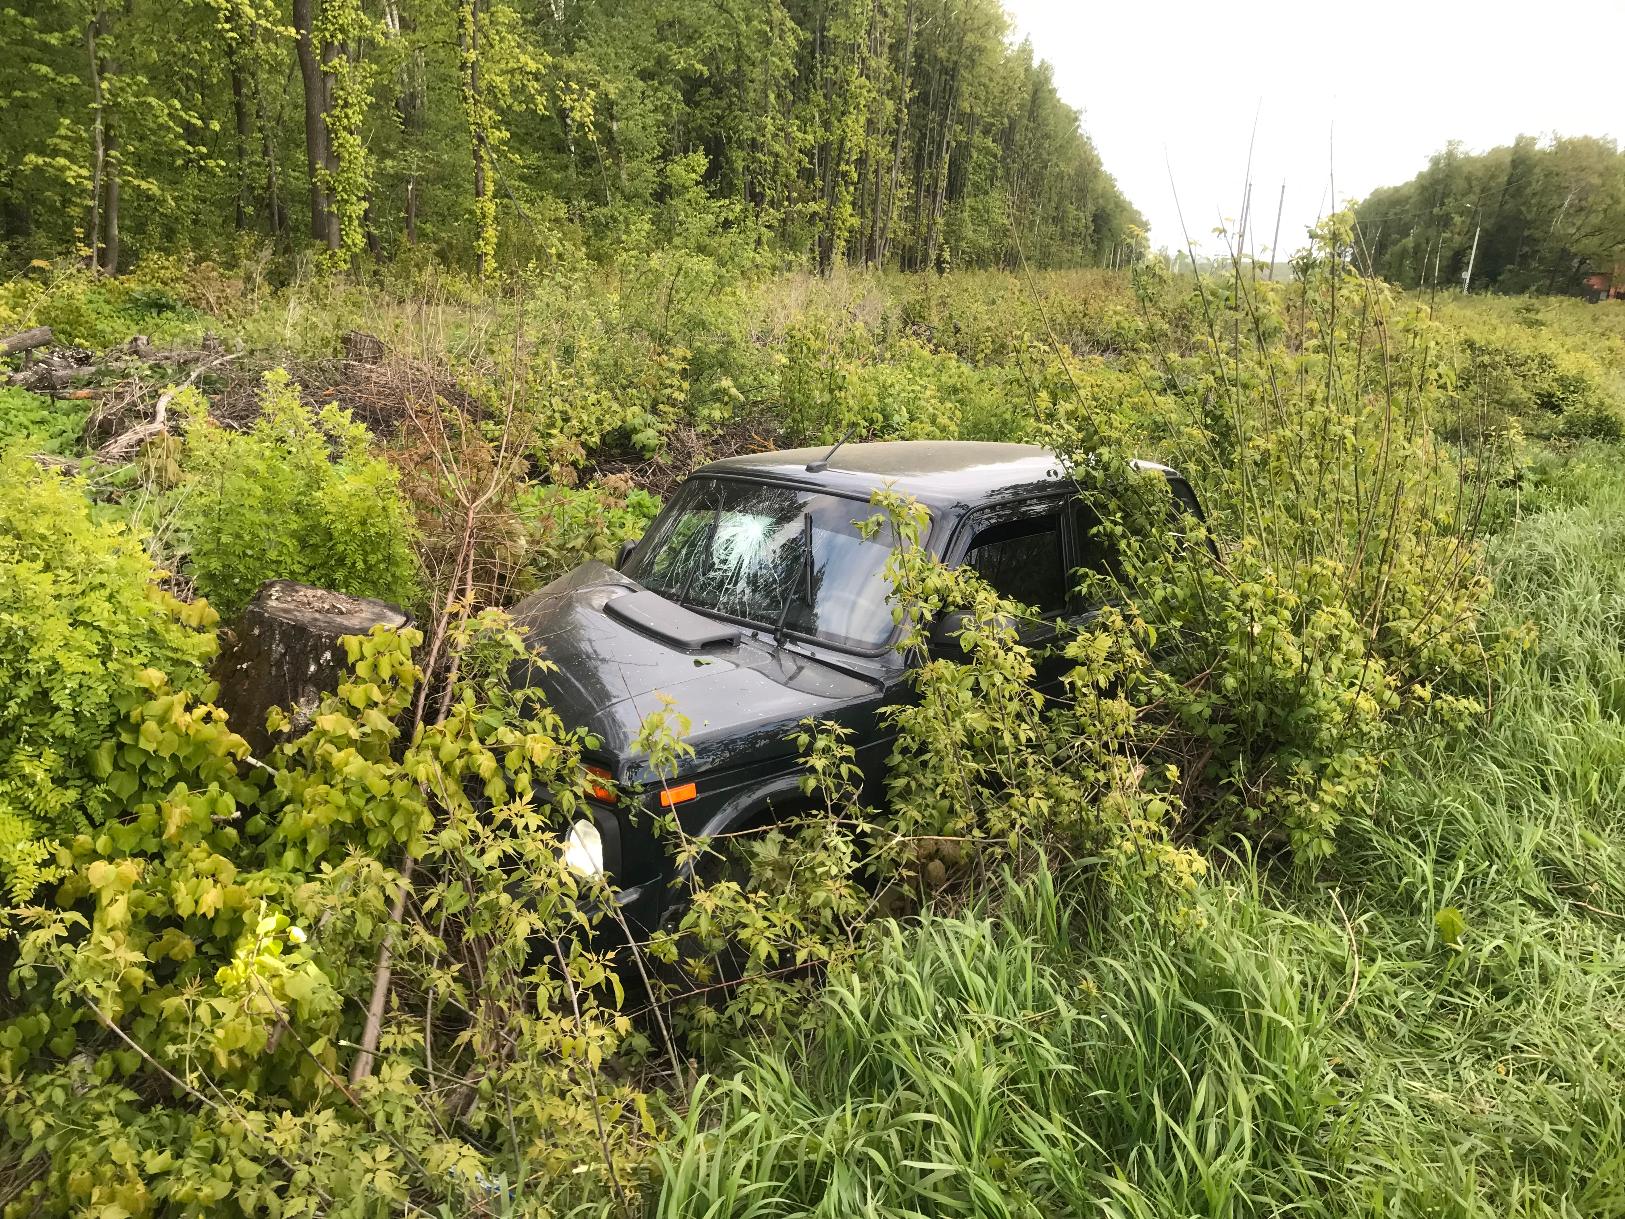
[0,263,203,351]
[0,386,87,454]
[1451,321,1625,439]
[175,369,420,618]
[0,454,219,897]
[2,617,649,1216]
[513,477,661,586]
[1024,218,1507,861]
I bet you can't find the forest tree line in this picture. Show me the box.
[1354,135,1625,296]
[0,0,1147,277]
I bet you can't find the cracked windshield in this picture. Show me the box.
[626,478,902,651]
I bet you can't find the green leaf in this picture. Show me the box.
[1434,906,1466,949]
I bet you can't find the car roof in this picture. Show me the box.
[697,441,1073,509]
[696,440,1178,511]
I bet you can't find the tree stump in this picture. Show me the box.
[344,330,385,363]
[214,580,410,756]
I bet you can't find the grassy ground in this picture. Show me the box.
[651,453,1625,1219]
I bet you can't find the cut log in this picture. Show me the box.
[213,580,410,756]
[344,330,385,363]
[9,366,75,392]
[0,326,53,356]
[9,348,97,392]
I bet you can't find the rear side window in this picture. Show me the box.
[1068,500,1120,586]
[964,514,1066,615]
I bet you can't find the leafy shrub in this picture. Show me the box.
[870,489,1203,901]
[0,386,87,454]
[175,369,420,618]
[1036,218,1506,860]
[0,454,218,898]
[513,477,660,586]
[0,263,202,350]
[1452,322,1625,440]
[2,617,649,1215]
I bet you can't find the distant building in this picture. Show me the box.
[1584,263,1625,302]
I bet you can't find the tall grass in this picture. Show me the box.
[653,457,1625,1218]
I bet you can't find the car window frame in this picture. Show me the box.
[947,491,1081,624]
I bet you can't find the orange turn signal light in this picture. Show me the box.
[658,781,698,808]
[584,764,618,804]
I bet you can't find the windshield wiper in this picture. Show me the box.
[773,512,814,646]
[778,640,886,688]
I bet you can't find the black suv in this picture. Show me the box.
[510,440,1201,932]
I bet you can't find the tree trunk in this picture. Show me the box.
[320,35,343,251]
[255,77,287,238]
[292,0,331,242]
[103,101,121,273]
[458,0,491,277]
[230,53,251,230]
[875,0,915,266]
[86,9,106,270]
[0,327,54,356]
[212,580,410,755]
[924,67,959,274]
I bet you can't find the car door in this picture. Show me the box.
[956,497,1074,691]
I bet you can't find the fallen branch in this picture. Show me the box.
[1571,898,1625,923]
[348,853,415,1086]
[0,326,53,356]
[93,351,241,464]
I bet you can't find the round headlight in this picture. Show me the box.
[562,818,605,877]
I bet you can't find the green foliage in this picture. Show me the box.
[1,615,657,1216]
[1,180,1623,1217]
[1449,314,1625,440]
[1032,219,1509,860]
[314,0,377,266]
[0,386,87,454]
[657,865,1340,1218]
[868,489,1202,902]
[175,368,420,618]
[0,264,202,350]
[1356,134,1625,296]
[0,0,1144,276]
[0,454,218,898]
[513,477,660,585]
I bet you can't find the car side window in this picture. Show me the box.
[964,512,1067,616]
[1068,500,1122,604]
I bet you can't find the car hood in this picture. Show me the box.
[508,562,883,781]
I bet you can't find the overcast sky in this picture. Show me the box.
[1002,0,1625,259]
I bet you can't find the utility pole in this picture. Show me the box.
[1462,210,1482,294]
